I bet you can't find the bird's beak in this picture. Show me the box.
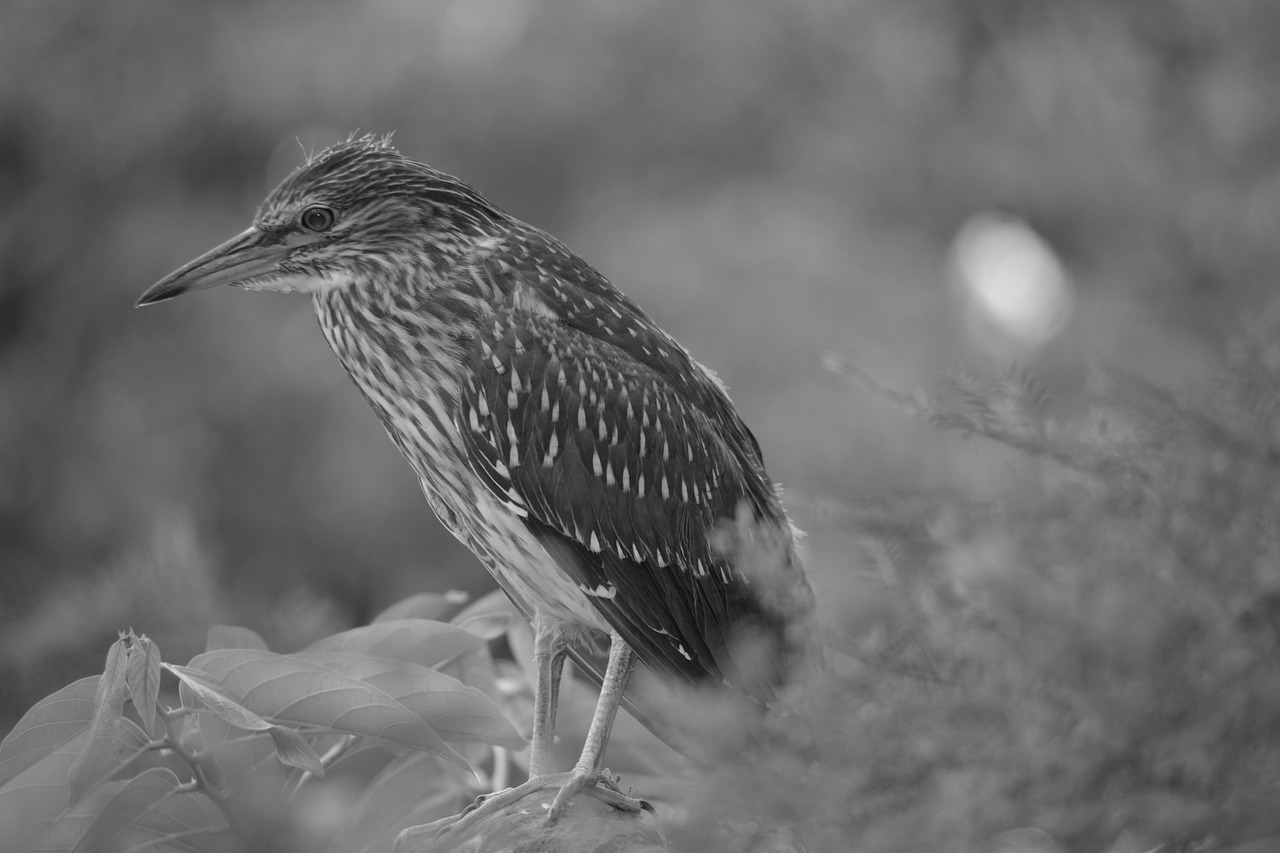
[137,227,288,307]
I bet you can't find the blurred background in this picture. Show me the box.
[3,0,1280,730]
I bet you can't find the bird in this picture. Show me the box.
[138,133,812,825]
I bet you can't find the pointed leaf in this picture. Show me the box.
[295,652,525,748]
[166,664,324,776]
[0,677,99,787]
[205,625,268,653]
[304,619,483,668]
[69,639,130,803]
[164,664,276,733]
[267,726,325,776]
[125,635,162,734]
[373,591,468,623]
[187,649,466,766]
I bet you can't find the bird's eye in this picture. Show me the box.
[300,206,336,232]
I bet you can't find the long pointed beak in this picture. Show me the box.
[137,227,288,307]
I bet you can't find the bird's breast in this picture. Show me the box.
[312,289,610,631]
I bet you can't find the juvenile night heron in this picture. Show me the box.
[139,135,810,821]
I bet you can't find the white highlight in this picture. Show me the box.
[951,213,1075,350]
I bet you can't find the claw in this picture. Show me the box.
[547,770,648,822]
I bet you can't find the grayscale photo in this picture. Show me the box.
[1,3,1277,852]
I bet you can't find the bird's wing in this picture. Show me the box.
[457,304,790,702]
[474,227,772,490]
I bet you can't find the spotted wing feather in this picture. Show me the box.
[459,307,789,701]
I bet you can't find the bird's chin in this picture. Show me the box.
[237,270,355,296]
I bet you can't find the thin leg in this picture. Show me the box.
[529,612,568,778]
[405,630,645,846]
[548,631,636,819]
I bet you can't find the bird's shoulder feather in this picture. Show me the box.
[456,284,792,699]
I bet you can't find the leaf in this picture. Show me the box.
[372,591,468,623]
[205,624,269,652]
[322,741,400,788]
[450,589,517,639]
[68,768,183,853]
[108,782,228,853]
[165,664,325,776]
[186,650,467,766]
[125,635,162,734]
[69,639,130,803]
[267,726,325,776]
[0,676,99,788]
[165,664,277,733]
[0,729,88,851]
[304,619,482,668]
[30,780,128,853]
[294,652,525,748]
[437,642,501,705]
[320,752,465,853]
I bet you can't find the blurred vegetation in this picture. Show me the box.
[4,0,1280,848]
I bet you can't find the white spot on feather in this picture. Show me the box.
[545,432,559,466]
[588,532,602,552]
[507,421,520,466]
[581,583,616,599]
[592,449,603,477]
[676,644,692,661]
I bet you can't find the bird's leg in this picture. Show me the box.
[528,612,567,778]
[404,630,645,847]
[548,631,642,821]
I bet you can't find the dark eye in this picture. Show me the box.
[300,206,336,232]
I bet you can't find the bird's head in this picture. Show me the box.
[138,134,502,306]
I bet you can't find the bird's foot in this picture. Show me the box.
[395,772,649,850]
[547,768,647,822]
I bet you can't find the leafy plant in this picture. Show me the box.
[0,593,529,853]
